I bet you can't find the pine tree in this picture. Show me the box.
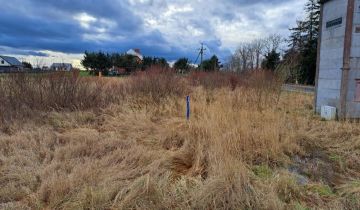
[285,0,320,85]
[262,49,280,71]
[201,55,221,71]
[174,58,190,73]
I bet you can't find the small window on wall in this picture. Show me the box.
[355,80,360,102]
[326,17,342,29]
[356,26,360,33]
[1,60,4,64]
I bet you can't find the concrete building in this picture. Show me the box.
[0,55,23,72]
[315,0,360,118]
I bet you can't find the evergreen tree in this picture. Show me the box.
[174,58,190,73]
[285,0,320,84]
[142,56,169,70]
[81,51,112,75]
[200,55,221,71]
[22,61,33,70]
[262,49,280,71]
[82,52,169,75]
[156,58,169,68]
[81,51,97,73]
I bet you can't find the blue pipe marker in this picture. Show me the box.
[186,96,190,120]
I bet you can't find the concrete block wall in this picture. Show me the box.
[345,0,360,118]
[316,0,348,112]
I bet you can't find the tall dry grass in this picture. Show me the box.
[0,72,125,126]
[127,67,189,105]
[0,69,359,210]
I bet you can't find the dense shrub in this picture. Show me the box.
[243,70,283,110]
[189,71,243,90]
[0,72,122,123]
[189,70,282,110]
[128,66,189,103]
[0,69,282,123]
[189,70,281,91]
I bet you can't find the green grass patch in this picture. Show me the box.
[329,153,345,170]
[79,71,92,77]
[253,165,273,179]
[308,184,335,197]
[294,202,311,210]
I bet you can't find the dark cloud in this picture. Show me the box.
[0,0,304,62]
[0,46,49,57]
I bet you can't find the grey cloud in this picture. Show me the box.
[0,0,305,62]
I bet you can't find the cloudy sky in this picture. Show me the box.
[0,0,306,68]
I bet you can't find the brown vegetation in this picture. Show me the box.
[0,69,359,210]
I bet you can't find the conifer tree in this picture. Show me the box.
[285,0,320,84]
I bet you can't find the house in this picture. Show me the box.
[315,0,360,119]
[0,55,23,72]
[50,63,73,71]
[42,66,50,71]
[126,48,143,62]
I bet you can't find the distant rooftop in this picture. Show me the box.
[0,55,23,66]
[51,63,72,67]
[126,49,143,60]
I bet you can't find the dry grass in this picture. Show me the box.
[0,72,126,126]
[0,70,359,210]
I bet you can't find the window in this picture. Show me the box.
[1,60,4,64]
[356,26,360,33]
[326,17,342,29]
[355,80,360,102]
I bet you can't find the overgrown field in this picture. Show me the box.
[0,69,359,210]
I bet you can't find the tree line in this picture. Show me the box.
[173,55,221,73]
[81,51,169,75]
[225,34,282,72]
[81,51,222,75]
[225,0,320,85]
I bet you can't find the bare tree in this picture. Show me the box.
[252,38,266,69]
[237,44,248,71]
[248,43,255,70]
[234,41,264,71]
[35,57,45,69]
[227,34,282,72]
[264,34,282,55]
[226,55,240,72]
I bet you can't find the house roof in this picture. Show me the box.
[126,49,144,60]
[0,55,23,66]
[51,63,72,68]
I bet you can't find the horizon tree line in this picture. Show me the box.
[81,51,223,75]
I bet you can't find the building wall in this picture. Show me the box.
[316,0,348,112]
[0,58,10,67]
[346,0,360,117]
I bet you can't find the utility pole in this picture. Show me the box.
[195,43,206,71]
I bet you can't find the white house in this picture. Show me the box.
[315,0,360,119]
[126,49,144,61]
[0,55,23,72]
